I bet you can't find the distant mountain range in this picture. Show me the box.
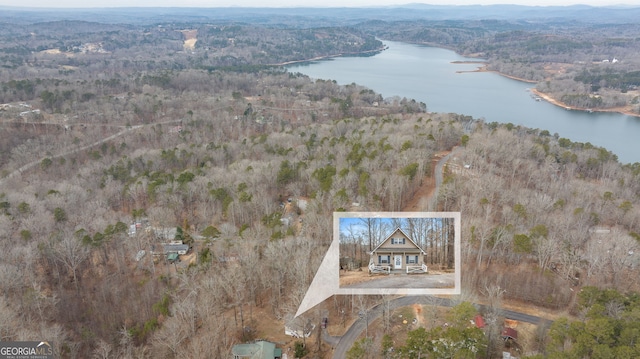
[1,4,640,25]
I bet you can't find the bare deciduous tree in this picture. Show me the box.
[151,316,189,358]
[46,231,90,292]
[92,340,112,359]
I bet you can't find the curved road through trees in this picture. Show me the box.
[330,295,552,358]
[331,148,551,357]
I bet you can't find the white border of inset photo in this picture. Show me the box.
[335,211,461,295]
[296,211,461,317]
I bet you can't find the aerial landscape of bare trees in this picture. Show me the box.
[1,5,640,358]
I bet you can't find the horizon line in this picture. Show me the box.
[1,3,639,10]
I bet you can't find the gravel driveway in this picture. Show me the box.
[341,272,454,289]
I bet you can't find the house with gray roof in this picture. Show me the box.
[369,227,427,274]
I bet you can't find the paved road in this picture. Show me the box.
[330,296,552,358]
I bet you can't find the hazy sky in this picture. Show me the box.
[1,0,638,8]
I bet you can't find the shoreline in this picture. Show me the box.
[529,88,640,118]
[455,63,537,83]
[456,64,640,118]
[282,42,639,118]
[272,45,388,66]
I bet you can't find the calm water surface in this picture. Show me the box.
[288,40,640,164]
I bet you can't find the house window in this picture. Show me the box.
[391,237,405,245]
[379,255,390,264]
[406,255,418,264]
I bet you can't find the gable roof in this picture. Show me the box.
[163,244,189,253]
[167,253,179,261]
[231,340,278,359]
[370,227,426,254]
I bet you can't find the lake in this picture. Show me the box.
[288,40,640,164]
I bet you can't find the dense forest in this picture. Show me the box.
[1,6,640,359]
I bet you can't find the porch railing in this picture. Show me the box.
[406,263,428,274]
[369,261,391,274]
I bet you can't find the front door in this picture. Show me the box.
[394,255,402,269]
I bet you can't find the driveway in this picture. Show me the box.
[341,272,454,289]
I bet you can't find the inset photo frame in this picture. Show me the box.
[336,211,461,295]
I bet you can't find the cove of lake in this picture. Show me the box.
[287,40,640,164]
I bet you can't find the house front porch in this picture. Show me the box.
[369,260,427,275]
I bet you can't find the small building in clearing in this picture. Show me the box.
[502,327,518,341]
[231,340,282,359]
